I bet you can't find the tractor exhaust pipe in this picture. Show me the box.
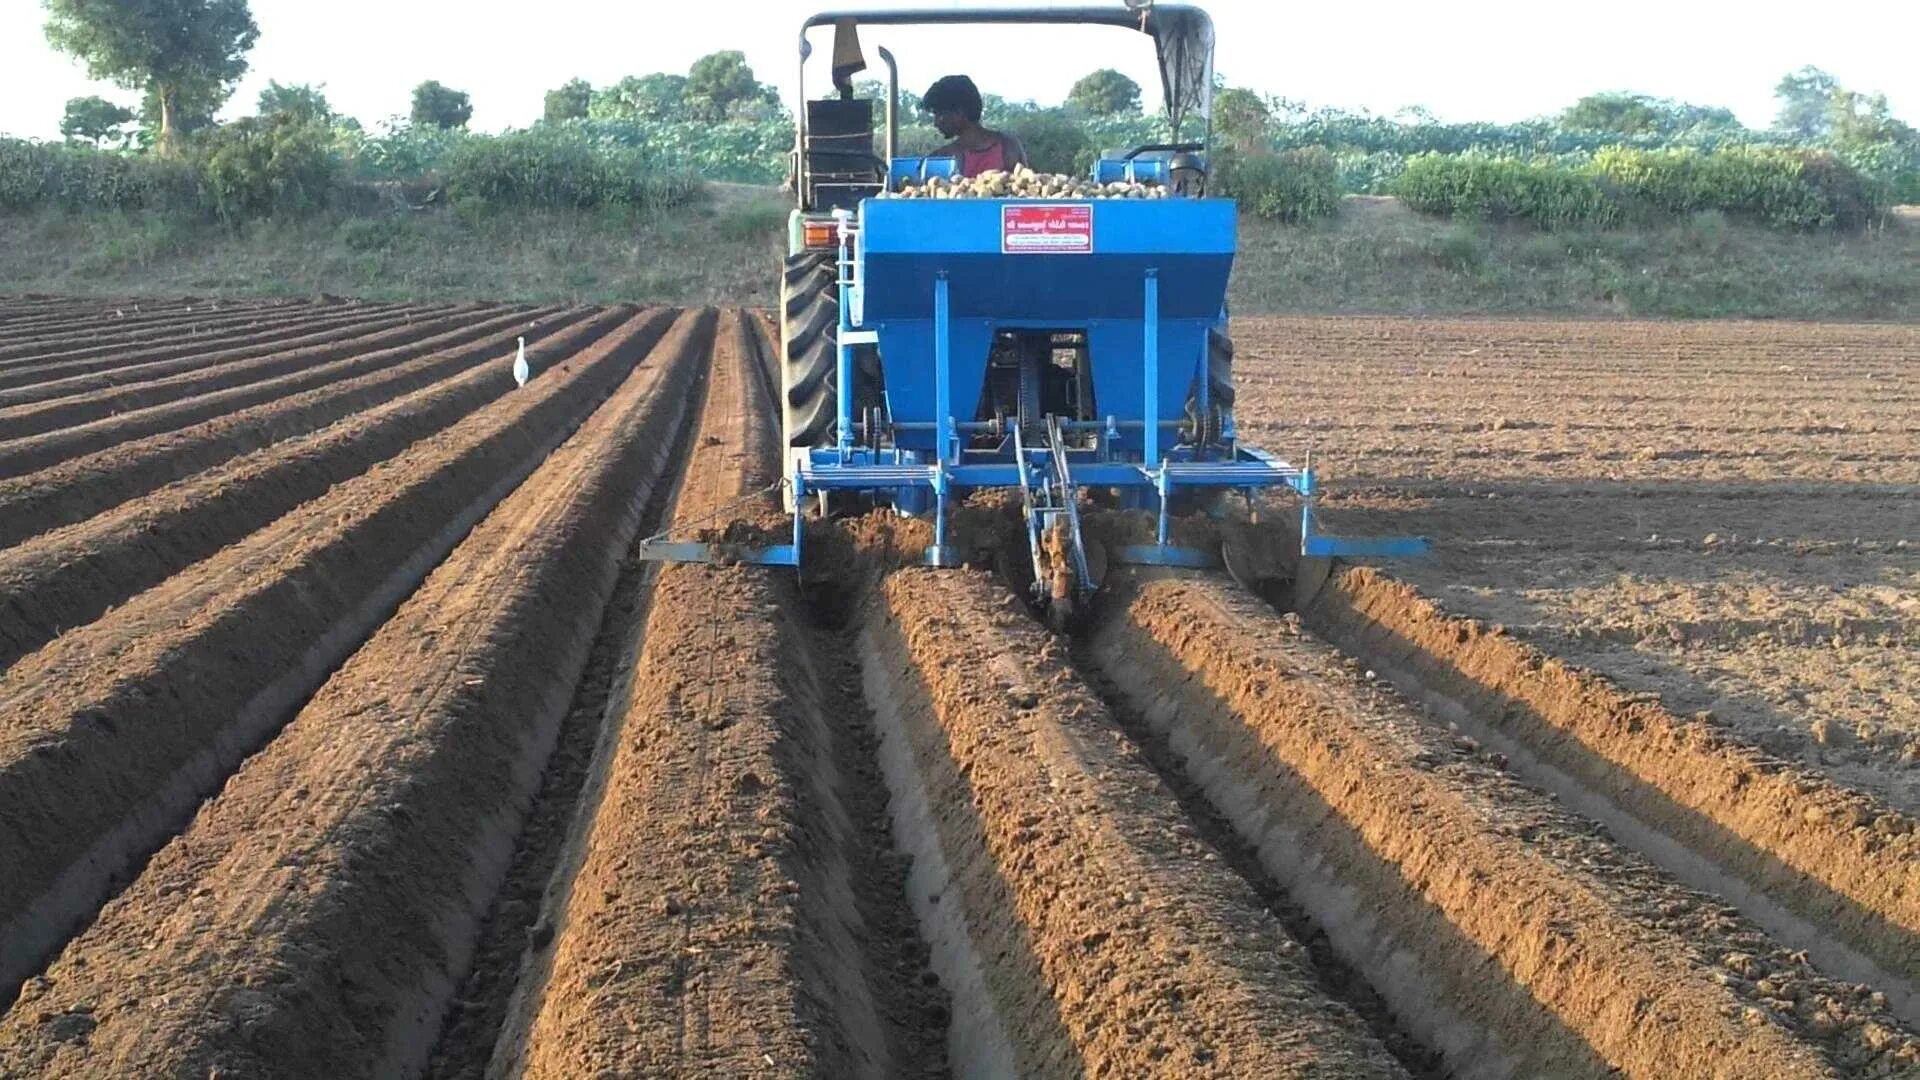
[877,46,898,170]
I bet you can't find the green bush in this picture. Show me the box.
[195,115,343,220]
[1005,109,1095,176]
[1591,146,1877,229]
[443,128,698,211]
[0,138,196,212]
[1218,148,1342,222]
[1393,154,1621,229]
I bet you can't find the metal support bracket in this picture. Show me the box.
[1114,544,1217,569]
[634,541,801,567]
[1299,501,1431,559]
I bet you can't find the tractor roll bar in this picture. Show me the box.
[796,4,1214,202]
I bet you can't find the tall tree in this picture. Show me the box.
[1067,69,1141,116]
[43,0,259,153]
[258,80,333,124]
[411,80,472,129]
[1562,92,1739,137]
[138,82,218,146]
[1561,92,1663,135]
[543,78,591,123]
[1826,88,1917,149]
[1774,66,1840,140]
[59,95,136,146]
[854,78,921,116]
[1213,87,1272,151]
[685,50,767,122]
[591,73,687,121]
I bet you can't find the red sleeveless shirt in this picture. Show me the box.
[960,138,1008,177]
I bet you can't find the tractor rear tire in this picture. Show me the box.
[781,251,882,449]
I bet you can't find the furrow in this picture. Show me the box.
[496,314,949,1079]
[0,305,498,439]
[0,301,427,397]
[0,301,406,371]
[1299,566,1920,1019]
[0,307,674,1005]
[1081,571,1918,1078]
[0,299,291,346]
[0,309,712,1079]
[0,305,654,672]
[0,303,568,530]
[859,567,1409,1078]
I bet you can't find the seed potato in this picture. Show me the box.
[886,162,1163,200]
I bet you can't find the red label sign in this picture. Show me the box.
[1002,204,1093,254]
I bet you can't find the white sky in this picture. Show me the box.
[2,0,1915,138]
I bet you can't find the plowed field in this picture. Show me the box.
[0,296,1915,1079]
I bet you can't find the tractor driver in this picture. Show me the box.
[923,75,1029,177]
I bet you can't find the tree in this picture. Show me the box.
[543,78,591,124]
[258,80,333,124]
[411,80,472,129]
[59,95,135,146]
[854,78,921,116]
[685,50,766,122]
[1561,92,1737,138]
[1774,66,1841,140]
[1214,87,1272,151]
[591,73,688,121]
[1827,88,1914,147]
[43,0,259,154]
[1067,69,1141,116]
[1007,109,1094,175]
[1561,92,1663,135]
[137,82,218,147]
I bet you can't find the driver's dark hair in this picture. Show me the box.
[923,75,983,123]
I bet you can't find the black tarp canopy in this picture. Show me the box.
[799,5,1215,136]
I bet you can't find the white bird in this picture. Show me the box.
[512,336,530,388]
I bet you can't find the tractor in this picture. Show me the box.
[640,2,1425,616]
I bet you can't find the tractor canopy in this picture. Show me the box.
[799,5,1216,136]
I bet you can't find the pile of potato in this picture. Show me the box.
[890,163,1168,200]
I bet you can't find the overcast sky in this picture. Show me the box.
[2,0,1915,138]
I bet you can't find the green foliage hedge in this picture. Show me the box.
[442,128,698,210]
[0,138,196,211]
[1394,155,1622,229]
[1394,147,1885,230]
[4,96,1911,229]
[1591,146,1877,229]
[1218,148,1341,222]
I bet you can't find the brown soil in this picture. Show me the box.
[0,300,339,364]
[0,298,293,354]
[0,301,420,387]
[0,305,578,548]
[503,313,946,1078]
[863,568,1407,1078]
[0,302,435,406]
[1084,571,1919,1078]
[1232,314,1919,812]
[0,305,505,444]
[0,310,711,1079]
[0,305,652,671]
[0,307,670,1002]
[0,304,558,479]
[0,300,421,385]
[1304,565,1920,1013]
[0,299,1913,1078]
